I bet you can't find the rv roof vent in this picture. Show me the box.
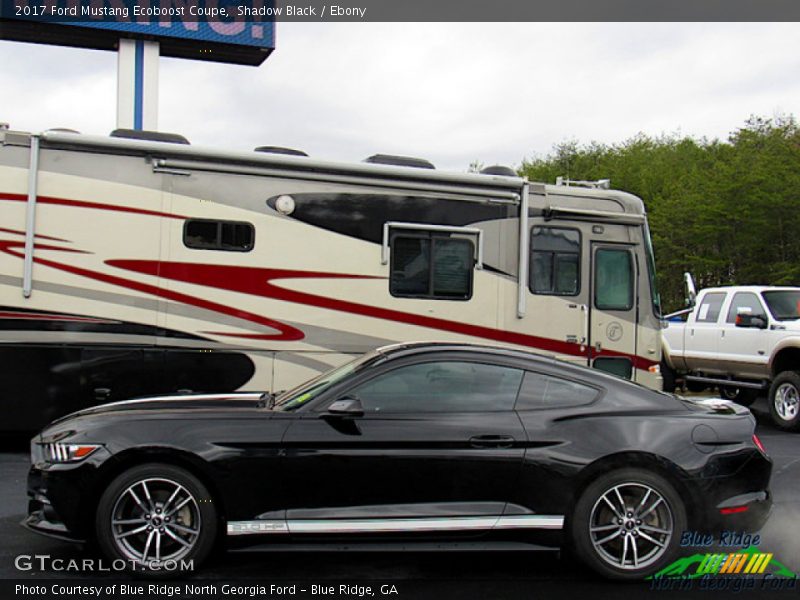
[480,165,517,177]
[364,154,435,169]
[45,128,80,134]
[254,146,308,157]
[110,129,190,145]
[0,123,10,131]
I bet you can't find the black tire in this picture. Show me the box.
[768,371,800,432]
[95,463,218,575]
[685,380,707,393]
[719,386,758,407]
[571,468,687,580]
[661,361,676,393]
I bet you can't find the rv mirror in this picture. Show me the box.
[684,272,697,307]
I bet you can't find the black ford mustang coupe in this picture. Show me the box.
[25,342,772,579]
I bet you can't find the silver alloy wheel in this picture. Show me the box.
[589,482,674,571]
[110,477,201,566]
[774,383,800,421]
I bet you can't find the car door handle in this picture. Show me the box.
[469,435,516,449]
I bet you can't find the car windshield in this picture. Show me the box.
[272,351,383,411]
[762,290,800,321]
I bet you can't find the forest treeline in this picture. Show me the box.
[518,115,800,313]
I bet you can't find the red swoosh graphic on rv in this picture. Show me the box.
[107,260,656,370]
[0,240,304,341]
[0,193,186,219]
[0,193,654,367]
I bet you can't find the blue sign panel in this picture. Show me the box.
[0,0,275,65]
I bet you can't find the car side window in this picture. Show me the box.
[725,292,766,323]
[515,371,599,410]
[348,361,523,413]
[695,292,727,323]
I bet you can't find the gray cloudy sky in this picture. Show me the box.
[1,22,799,171]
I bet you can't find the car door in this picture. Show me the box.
[718,291,770,378]
[280,355,527,532]
[685,291,727,374]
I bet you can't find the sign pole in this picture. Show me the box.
[117,38,160,131]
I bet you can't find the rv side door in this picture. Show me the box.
[525,224,591,366]
[590,244,639,379]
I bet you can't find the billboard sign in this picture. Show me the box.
[0,0,275,65]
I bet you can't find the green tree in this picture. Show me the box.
[518,115,800,312]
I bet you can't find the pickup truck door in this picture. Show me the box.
[717,291,770,378]
[685,291,727,373]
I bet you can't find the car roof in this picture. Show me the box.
[373,341,621,384]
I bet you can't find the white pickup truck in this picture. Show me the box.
[662,282,800,431]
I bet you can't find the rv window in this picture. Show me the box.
[594,248,633,311]
[530,227,581,296]
[390,234,473,300]
[183,219,254,252]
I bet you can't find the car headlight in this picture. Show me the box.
[43,443,102,463]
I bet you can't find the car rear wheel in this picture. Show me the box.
[768,371,800,431]
[719,386,758,407]
[95,463,217,574]
[571,468,686,580]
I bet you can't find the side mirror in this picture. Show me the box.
[684,272,697,307]
[735,313,768,329]
[325,396,364,417]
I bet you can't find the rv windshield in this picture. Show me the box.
[762,290,800,321]
[643,224,662,317]
[273,351,383,411]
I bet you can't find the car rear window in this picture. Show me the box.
[515,371,599,410]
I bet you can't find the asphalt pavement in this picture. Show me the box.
[0,397,797,600]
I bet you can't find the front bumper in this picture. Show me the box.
[23,458,100,544]
[23,490,85,543]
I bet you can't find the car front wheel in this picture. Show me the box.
[571,468,687,580]
[768,371,800,431]
[95,463,218,574]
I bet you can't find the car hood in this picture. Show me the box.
[45,392,267,428]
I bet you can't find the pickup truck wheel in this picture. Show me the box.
[661,361,676,393]
[685,381,707,393]
[719,386,758,407]
[768,371,800,431]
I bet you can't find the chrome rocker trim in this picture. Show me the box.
[227,515,564,536]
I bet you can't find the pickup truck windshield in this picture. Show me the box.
[762,290,800,321]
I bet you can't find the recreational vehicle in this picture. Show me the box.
[0,125,663,431]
